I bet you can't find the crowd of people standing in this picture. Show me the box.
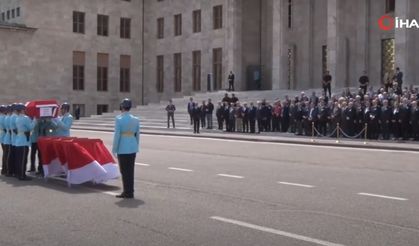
[163,67,419,141]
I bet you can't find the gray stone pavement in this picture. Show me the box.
[1,130,419,246]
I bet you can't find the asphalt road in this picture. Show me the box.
[1,129,419,246]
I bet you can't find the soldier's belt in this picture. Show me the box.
[121,131,136,137]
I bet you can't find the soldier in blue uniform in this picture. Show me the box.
[14,103,37,180]
[2,105,12,176]
[0,105,7,175]
[112,99,140,199]
[52,103,73,137]
[9,103,19,177]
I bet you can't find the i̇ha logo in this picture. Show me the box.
[378,15,419,30]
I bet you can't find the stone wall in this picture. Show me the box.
[0,0,143,116]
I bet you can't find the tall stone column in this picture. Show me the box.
[395,0,415,86]
[327,0,338,89]
[271,0,285,90]
[225,0,242,90]
[327,0,347,89]
[355,0,370,81]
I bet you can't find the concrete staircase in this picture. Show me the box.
[72,89,326,133]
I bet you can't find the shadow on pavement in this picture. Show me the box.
[0,174,120,195]
[115,199,145,208]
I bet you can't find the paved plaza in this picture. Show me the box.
[1,129,419,246]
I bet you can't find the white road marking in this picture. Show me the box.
[217,174,244,179]
[72,129,419,154]
[358,193,408,201]
[135,162,150,167]
[211,216,345,246]
[168,167,194,172]
[278,181,314,188]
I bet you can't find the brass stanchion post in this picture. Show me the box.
[311,122,315,142]
[364,123,368,145]
[336,123,340,143]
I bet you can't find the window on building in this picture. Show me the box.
[73,11,85,34]
[73,51,85,91]
[97,104,109,115]
[192,50,201,91]
[16,7,20,17]
[157,55,164,92]
[120,18,131,39]
[213,48,222,90]
[386,0,396,13]
[97,53,109,91]
[72,104,85,118]
[7,10,10,20]
[213,5,223,29]
[288,0,292,29]
[174,53,182,92]
[1,13,5,21]
[174,14,182,36]
[157,17,164,39]
[11,9,15,18]
[97,14,109,36]
[120,55,131,92]
[193,10,201,33]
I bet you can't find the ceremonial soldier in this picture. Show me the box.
[2,105,12,176]
[0,105,6,175]
[15,103,36,181]
[53,103,73,137]
[112,99,140,199]
[9,103,19,177]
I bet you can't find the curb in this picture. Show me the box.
[72,127,419,152]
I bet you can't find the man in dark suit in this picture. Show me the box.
[222,93,231,104]
[281,101,290,132]
[242,103,250,133]
[318,101,330,136]
[369,99,381,140]
[380,100,392,140]
[359,71,369,95]
[206,99,214,129]
[307,102,319,136]
[187,97,194,125]
[223,102,230,132]
[228,71,235,91]
[216,102,224,130]
[399,99,411,140]
[393,67,403,94]
[410,101,419,140]
[322,71,332,98]
[248,102,257,133]
[192,103,201,134]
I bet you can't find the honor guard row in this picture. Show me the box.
[0,103,73,180]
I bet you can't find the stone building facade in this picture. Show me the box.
[0,0,418,115]
[0,0,143,116]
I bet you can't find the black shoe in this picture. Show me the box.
[18,177,32,181]
[27,169,35,173]
[116,193,134,199]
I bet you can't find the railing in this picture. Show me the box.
[311,122,368,145]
